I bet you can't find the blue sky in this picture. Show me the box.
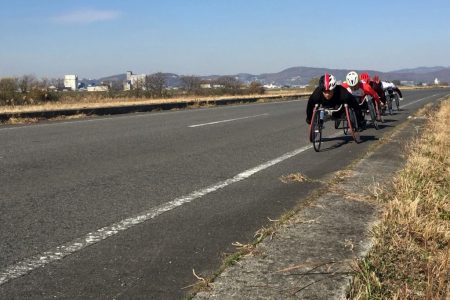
[0,0,449,79]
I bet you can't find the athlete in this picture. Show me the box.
[370,75,386,105]
[306,73,364,128]
[341,71,382,121]
[382,80,403,100]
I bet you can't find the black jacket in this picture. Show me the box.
[306,85,360,122]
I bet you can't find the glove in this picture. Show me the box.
[306,118,311,125]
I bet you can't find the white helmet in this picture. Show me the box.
[346,71,359,87]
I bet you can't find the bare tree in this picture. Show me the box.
[216,76,242,94]
[248,81,265,94]
[0,78,18,105]
[18,74,37,93]
[38,77,50,90]
[49,78,65,91]
[131,77,145,97]
[180,76,201,94]
[145,72,167,98]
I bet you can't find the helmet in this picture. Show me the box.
[346,71,359,87]
[360,72,370,83]
[318,73,337,91]
[373,75,380,83]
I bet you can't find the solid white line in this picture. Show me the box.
[0,143,312,286]
[188,113,269,128]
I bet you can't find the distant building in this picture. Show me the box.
[64,75,78,91]
[263,83,279,89]
[87,85,109,92]
[124,71,146,91]
[434,78,440,85]
[400,80,415,86]
[200,83,212,89]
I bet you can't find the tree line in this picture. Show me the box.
[0,73,265,106]
[0,75,61,106]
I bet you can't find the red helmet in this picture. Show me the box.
[373,75,380,83]
[360,72,370,83]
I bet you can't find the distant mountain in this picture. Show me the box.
[88,66,450,88]
[97,73,126,82]
[391,66,448,74]
[245,66,450,85]
[383,67,450,83]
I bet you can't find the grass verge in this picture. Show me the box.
[348,98,450,299]
[0,90,309,114]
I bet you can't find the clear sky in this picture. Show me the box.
[1,0,449,79]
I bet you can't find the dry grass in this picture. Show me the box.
[280,172,310,183]
[349,99,450,299]
[0,89,309,114]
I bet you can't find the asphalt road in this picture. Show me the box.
[0,88,448,299]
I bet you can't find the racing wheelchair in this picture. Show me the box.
[358,95,382,130]
[384,87,400,115]
[308,103,360,152]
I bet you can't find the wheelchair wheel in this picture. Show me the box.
[367,99,379,130]
[334,119,340,129]
[342,116,349,135]
[395,94,400,110]
[387,97,393,115]
[345,107,360,143]
[311,112,322,152]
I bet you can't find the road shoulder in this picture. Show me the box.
[193,113,428,299]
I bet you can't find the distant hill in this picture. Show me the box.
[391,66,448,74]
[86,66,450,88]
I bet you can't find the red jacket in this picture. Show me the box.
[341,81,381,104]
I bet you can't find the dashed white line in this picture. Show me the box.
[0,143,312,286]
[188,113,269,128]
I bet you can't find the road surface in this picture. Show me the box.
[0,88,447,299]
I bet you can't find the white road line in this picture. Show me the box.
[0,100,302,131]
[0,143,312,286]
[0,93,441,284]
[188,113,269,128]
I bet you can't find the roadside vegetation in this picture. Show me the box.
[0,74,309,114]
[349,99,450,299]
[2,73,442,115]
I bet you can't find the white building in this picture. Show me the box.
[124,71,146,91]
[434,78,440,85]
[263,83,279,89]
[87,85,109,92]
[64,75,78,91]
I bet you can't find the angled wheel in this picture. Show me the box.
[334,119,340,129]
[311,112,322,152]
[342,116,350,135]
[387,97,393,115]
[367,98,379,130]
[345,106,360,143]
[395,94,400,110]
